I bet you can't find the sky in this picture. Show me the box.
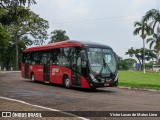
[30,0,160,59]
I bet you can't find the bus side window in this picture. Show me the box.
[40,52,44,64]
[31,52,35,64]
[69,47,76,68]
[67,47,73,67]
[30,52,33,64]
[33,52,41,65]
[52,49,61,65]
[57,49,61,65]
[69,47,81,70]
[41,52,48,64]
[51,50,55,65]
[25,53,31,64]
[47,51,52,65]
[61,48,70,67]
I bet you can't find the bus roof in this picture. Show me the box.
[23,40,112,52]
[73,40,112,49]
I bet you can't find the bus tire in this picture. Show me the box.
[63,76,71,88]
[31,73,35,82]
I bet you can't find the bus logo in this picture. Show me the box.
[52,68,59,75]
[2,112,11,117]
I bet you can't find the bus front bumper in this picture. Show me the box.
[90,78,118,88]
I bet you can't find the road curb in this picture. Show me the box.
[118,86,160,92]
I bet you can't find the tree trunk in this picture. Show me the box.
[15,33,19,70]
[14,3,19,71]
[143,39,146,73]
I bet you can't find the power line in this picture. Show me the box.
[55,13,144,24]
[52,13,144,26]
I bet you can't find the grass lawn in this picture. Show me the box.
[118,71,160,90]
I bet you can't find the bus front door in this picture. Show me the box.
[43,64,50,83]
[71,50,81,86]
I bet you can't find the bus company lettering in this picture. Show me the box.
[11,112,42,118]
[37,69,43,72]
[52,68,59,75]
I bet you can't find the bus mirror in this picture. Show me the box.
[114,52,118,61]
[80,50,87,61]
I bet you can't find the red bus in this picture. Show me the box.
[21,40,118,89]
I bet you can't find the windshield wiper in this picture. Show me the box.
[98,58,113,77]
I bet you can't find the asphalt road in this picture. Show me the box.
[0,72,160,120]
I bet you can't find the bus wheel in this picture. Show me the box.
[64,76,71,88]
[31,73,35,82]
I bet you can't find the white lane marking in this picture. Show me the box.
[0,71,21,74]
[0,96,89,120]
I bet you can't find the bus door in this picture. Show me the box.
[44,64,50,83]
[42,52,50,83]
[71,49,81,86]
[25,63,29,79]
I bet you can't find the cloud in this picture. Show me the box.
[71,1,90,17]
[130,0,156,11]
[53,0,91,21]
[123,0,157,28]
[132,0,144,6]
[30,0,158,58]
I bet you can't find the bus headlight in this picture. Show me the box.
[114,73,118,81]
[89,74,98,82]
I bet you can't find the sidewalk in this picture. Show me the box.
[0,97,80,120]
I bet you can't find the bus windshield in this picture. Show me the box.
[87,48,117,75]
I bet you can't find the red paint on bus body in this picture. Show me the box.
[31,65,44,81]
[21,63,25,78]
[50,66,72,85]
[81,76,90,89]
[21,41,92,89]
[23,41,82,53]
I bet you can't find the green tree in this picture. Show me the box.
[123,58,137,69]
[49,30,70,43]
[126,47,157,70]
[0,35,32,70]
[117,58,136,70]
[145,61,155,70]
[0,0,37,70]
[0,25,9,49]
[1,1,49,70]
[146,32,160,60]
[0,25,10,69]
[133,20,152,73]
[143,9,160,64]
[117,60,129,70]
[143,9,160,33]
[0,0,36,25]
[8,10,49,70]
